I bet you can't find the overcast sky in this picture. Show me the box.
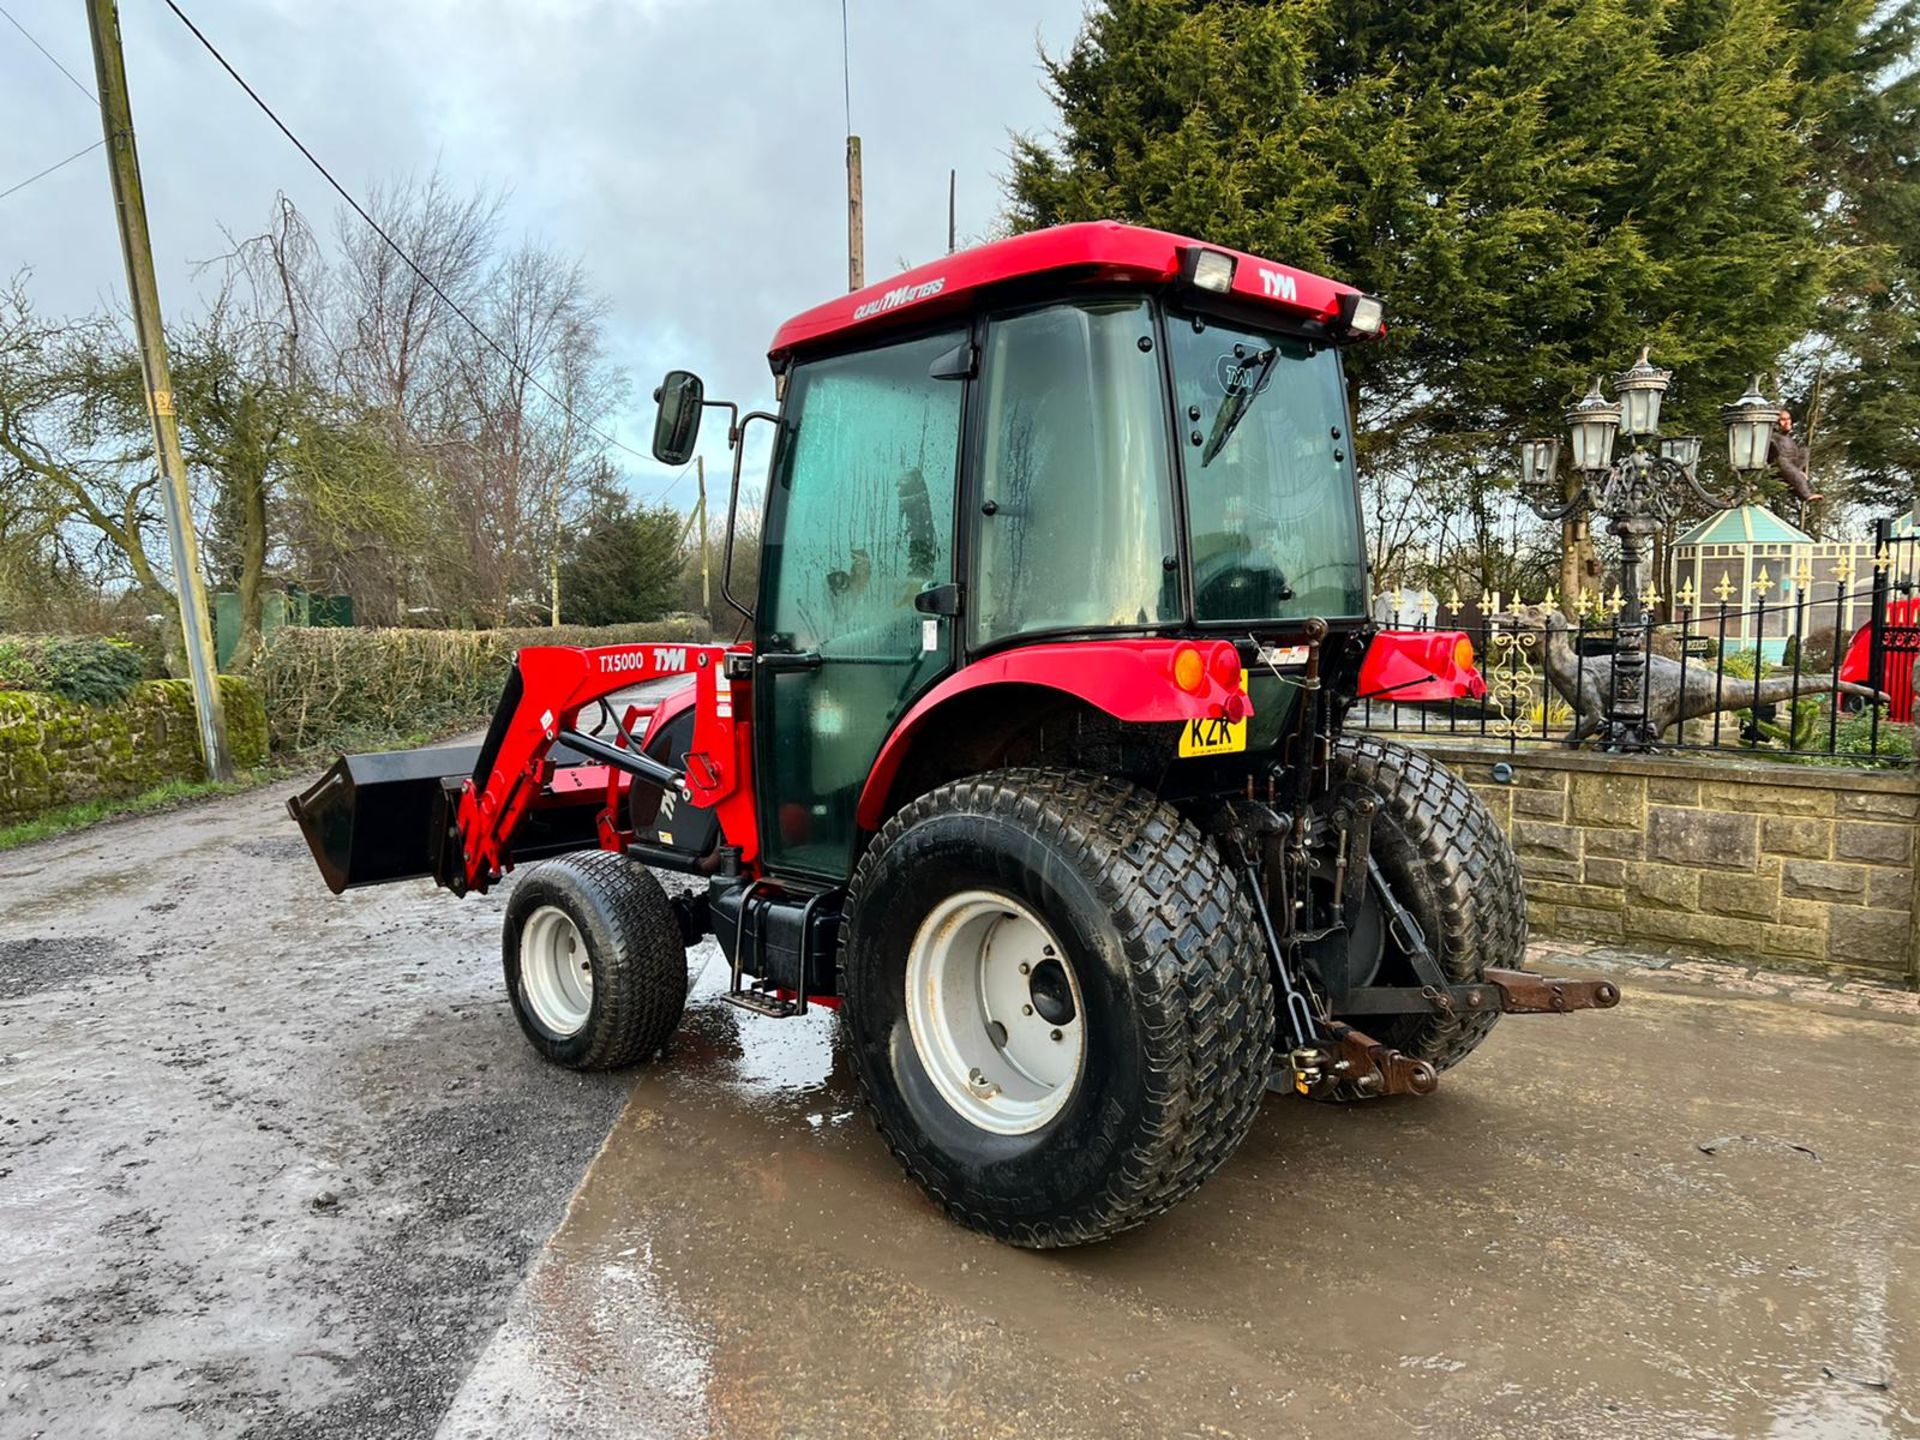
[2,0,1089,506]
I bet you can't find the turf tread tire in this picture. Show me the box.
[840,767,1275,1248]
[1331,735,1526,1072]
[502,850,687,1070]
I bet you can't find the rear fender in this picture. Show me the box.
[1359,629,1486,703]
[855,638,1249,831]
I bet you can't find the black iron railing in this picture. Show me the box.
[1356,518,1919,767]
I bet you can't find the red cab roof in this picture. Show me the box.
[767,220,1367,363]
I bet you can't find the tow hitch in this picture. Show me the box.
[1226,783,1622,1102]
[1285,974,1622,1099]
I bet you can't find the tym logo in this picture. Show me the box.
[853,276,946,322]
[598,646,687,675]
[1258,268,1297,302]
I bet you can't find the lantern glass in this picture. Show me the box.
[1726,415,1775,471]
[1721,377,1778,473]
[1565,379,1621,473]
[1660,435,1702,470]
[1519,437,1561,495]
[1621,385,1662,437]
[1613,346,1672,439]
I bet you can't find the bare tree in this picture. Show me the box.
[0,278,180,657]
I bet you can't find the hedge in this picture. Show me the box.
[0,635,151,706]
[252,618,713,754]
[0,676,270,826]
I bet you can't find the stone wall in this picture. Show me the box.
[1418,742,1918,985]
[0,677,269,825]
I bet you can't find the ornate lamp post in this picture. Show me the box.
[1517,349,1765,749]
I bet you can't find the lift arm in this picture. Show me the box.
[452,641,753,894]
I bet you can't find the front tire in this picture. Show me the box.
[839,768,1275,1248]
[502,850,688,1070]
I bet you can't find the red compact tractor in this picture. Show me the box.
[292,222,1617,1247]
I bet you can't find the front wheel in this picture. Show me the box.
[839,768,1275,1248]
[502,850,688,1069]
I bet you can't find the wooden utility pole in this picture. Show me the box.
[948,168,956,254]
[847,135,864,291]
[86,0,232,781]
[696,455,710,619]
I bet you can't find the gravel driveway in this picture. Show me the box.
[0,773,641,1440]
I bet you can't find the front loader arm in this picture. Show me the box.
[453,641,751,894]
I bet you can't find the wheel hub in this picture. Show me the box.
[520,905,593,1038]
[905,891,1086,1135]
[1027,957,1076,1026]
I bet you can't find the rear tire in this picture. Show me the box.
[1326,736,1525,1074]
[839,768,1275,1248]
[502,850,687,1070]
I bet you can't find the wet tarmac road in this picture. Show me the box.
[0,773,634,1440]
[443,962,1920,1440]
[2,776,1917,1438]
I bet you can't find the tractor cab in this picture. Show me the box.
[657,222,1383,881]
[289,222,1618,1251]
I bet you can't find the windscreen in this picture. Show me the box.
[1166,316,1368,622]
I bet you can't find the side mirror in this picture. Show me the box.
[651,370,704,465]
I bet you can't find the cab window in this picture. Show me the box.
[971,300,1179,648]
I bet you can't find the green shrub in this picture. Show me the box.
[253,618,713,754]
[1833,708,1916,763]
[0,639,34,691]
[0,635,148,705]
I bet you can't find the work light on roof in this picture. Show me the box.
[1337,292,1386,336]
[1180,247,1236,294]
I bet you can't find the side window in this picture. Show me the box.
[972,300,1179,647]
[756,328,964,876]
[761,330,962,655]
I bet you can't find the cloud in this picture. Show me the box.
[1,0,1086,505]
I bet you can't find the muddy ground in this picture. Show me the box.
[2,778,1917,1439]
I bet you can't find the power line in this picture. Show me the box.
[0,3,97,102]
[157,0,658,468]
[0,138,104,203]
[654,456,698,505]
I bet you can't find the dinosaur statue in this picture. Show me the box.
[1518,607,1884,747]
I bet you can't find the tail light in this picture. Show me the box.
[1209,642,1242,688]
[1172,645,1207,693]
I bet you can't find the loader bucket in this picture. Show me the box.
[287,745,481,894]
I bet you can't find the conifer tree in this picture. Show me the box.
[1009,0,1900,522]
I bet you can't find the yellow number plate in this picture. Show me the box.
[1178,713,1246,757]
[1179,672,1249,758]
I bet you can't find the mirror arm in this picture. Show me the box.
[698,397,741,450]
[721,410,781,624]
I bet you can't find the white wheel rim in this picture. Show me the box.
[521,905,594,1037]
[905,890,1086,1135]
